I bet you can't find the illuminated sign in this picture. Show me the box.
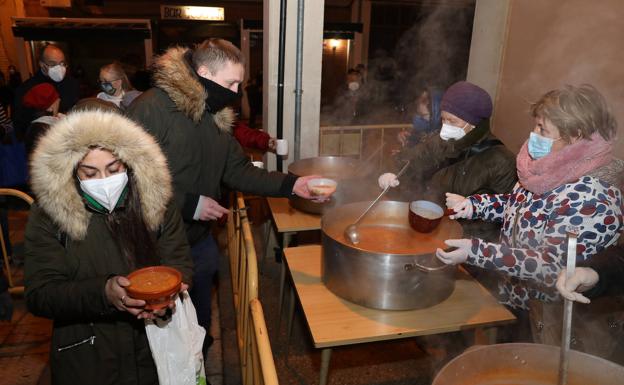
[161,5,225,21]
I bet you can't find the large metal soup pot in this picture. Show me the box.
[321,201,462,310]
[288,156,375,214]
[433,343,624,385]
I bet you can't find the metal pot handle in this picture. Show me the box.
[404,259,448,273]
[404,249,454,272]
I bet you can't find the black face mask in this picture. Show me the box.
[196,74,241,113]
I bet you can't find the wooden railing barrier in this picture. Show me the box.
[227,192,278,385]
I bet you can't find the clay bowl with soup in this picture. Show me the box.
[409,200,454,233]
[126,266,182,310]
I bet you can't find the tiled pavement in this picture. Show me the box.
[0,302,51,385]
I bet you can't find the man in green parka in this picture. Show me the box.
[126,38,322,353]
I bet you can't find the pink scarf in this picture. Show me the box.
[516,132,613,194]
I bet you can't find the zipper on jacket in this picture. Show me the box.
[57,335,96,352]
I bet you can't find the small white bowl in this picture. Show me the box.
[307,178,337,197]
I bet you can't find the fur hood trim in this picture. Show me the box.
[30,110,172,240]
[152,46,235,131]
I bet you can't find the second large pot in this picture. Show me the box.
[432,343,624,385]
[321,200,463,310]
[288,156,376,214]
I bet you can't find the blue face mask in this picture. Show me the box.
[528,132,555,159]
[100,82,116,96]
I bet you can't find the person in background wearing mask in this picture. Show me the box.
[25,108,193,384]
[321,68,366,125]
[97,61,142,110]
[346,68,362,92]
[21,83,62,158]
[328,68,365,123]
[397,85,444,149]
[127,38,328,356]
[12,44,80,137]
[380,81,517,241]
[437,84,623,350]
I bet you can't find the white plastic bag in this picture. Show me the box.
[145,291,207,385]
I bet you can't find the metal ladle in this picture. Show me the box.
[344,160,410,245]
[558,227,580,385]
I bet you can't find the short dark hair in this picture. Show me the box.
[191,38,244,75]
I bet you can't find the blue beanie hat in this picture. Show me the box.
[441,81,493,126]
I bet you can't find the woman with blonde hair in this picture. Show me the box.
[436,84,623,346]
[97,61,142,109]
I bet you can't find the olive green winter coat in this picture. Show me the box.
[25,110,193,385]
[395,120,518,241]
[126,47,296,246]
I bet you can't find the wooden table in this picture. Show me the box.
[265,197,321,326]
[266,197,321,239]
[284,245,516,385]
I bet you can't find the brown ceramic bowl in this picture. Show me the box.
[409,200,445,233]
[126,266,182,310]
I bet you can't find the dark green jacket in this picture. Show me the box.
[25,109,193,385]
[396,120,518,241]
[126,47,296,245]
[25,204,192,385]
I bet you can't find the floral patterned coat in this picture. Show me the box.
[466,176,623,310]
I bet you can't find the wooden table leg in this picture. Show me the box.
[260,219,273,275]
[282,232,292,251]
[474,326,498,345]
[276,261,286,334]
[319,348,333,385]
[286,284,296,343]
[277,232,292,329]
[284,285,296,355]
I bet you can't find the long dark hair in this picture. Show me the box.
[105,169,159,269]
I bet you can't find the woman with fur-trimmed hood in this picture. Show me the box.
[24,109,193,385]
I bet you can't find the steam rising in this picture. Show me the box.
[321,1,475,127]
[321,0,624,369]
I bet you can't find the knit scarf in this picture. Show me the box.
[516,132,613,194]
